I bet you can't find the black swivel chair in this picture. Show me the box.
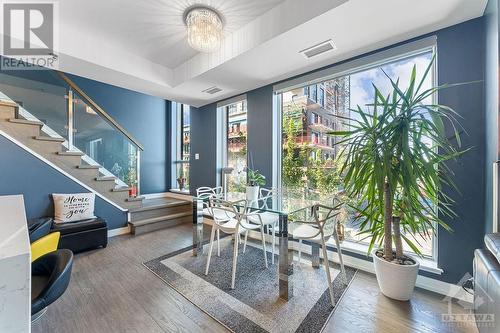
[31,249,73,321]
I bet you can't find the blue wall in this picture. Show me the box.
[247,86,275,184]
[189,17,487,283]
[435,18,485,283]
[0,136,127,229]
[189,103,218,194]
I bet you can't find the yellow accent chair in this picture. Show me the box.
[30,232,60,262]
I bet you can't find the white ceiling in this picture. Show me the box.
[9,0,488,107]
[61,0,285,68]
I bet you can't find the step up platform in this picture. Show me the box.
[128,196,192,235]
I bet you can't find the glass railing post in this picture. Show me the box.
[67,88,74,150]
[136,150,141,196]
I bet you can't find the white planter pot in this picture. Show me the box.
[372,249,420,301]
[246,186,260,202]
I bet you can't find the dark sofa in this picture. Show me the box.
[473,233,500,333]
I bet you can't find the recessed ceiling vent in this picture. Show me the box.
[202,86,222,94]
[300,40,336,59]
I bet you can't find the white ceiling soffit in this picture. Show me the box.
[10,0,487,107]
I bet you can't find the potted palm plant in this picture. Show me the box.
[332,57,468,300]
[246,168,266,202]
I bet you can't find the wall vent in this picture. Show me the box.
[300,40,336,59]
[202,86,222,94]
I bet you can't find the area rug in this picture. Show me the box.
[144,238,356,333]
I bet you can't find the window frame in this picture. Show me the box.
[216,95,248,193]
[171,103,191,190]
[273,37,439,262]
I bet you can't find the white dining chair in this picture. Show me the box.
[197,186,226,256]
[205,198,270,289]
[245,188,280,264]
[292,203,346,305]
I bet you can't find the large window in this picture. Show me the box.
[173,104,190,189]
[225,100,248,192]
[279,50,435,257]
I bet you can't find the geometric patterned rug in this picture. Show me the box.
[144,238,357,333]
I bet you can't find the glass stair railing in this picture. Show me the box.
[0,69,143,197]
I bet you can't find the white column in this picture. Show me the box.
[0,195,31,333]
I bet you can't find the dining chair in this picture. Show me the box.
[205,198,269,289]
[196,186,226,256]
[245,187,280,264]
[292,203,346,305]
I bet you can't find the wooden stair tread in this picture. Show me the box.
[112,186,130,192]
[129,212,192,227]
[77,164,101,169]
[96,176,116,181]
[34,135,65,142]
[0,100,18,107]
[58,151,85,156]
[9,118,43,126]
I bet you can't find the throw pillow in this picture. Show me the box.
[52,193,96,223]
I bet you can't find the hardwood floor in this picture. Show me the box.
[32,223,478,333]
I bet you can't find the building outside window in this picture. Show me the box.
[309,85,317,102]
[225,100,248,192]
[319,87,325,107]
[174,104,190,189]
[279,50,434,257]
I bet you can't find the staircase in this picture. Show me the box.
[0,74,192,234]
[0,99,141,209]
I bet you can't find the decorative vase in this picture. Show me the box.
[372,249,419,301]
[128,185,137,198]
[246,185,260,203]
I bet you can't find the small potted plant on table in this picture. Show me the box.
[332,57,469,301]
[246,169,266,202]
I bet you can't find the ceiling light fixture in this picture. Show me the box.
[184,7,223,53]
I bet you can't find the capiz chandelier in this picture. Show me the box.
[185,7,223,53]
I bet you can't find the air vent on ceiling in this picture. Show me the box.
[202,86,222,94]
[300,40,336,59]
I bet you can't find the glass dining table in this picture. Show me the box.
[192,191,346,301]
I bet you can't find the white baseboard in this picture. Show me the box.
[108,225,130,238]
